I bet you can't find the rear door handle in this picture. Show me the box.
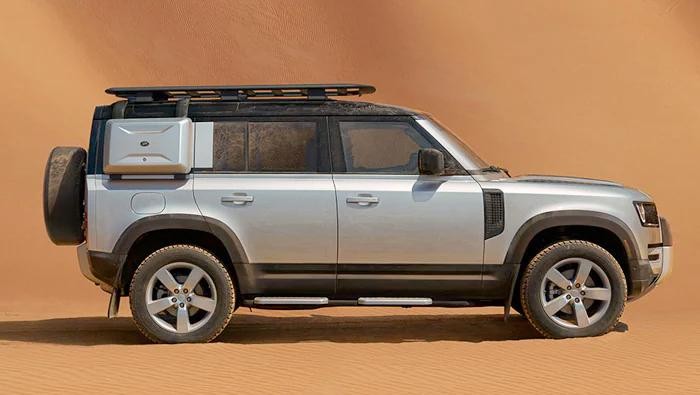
[221,194,254,205]
[346,195,379,205]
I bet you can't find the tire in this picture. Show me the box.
[519,240,627,338]
[43,146,86,245]
[510,299,524,316]
[129,245,235,343]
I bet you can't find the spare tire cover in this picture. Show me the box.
[43,147,87,245]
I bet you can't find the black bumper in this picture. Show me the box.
[628,258,653,299]
[88,251,125,289]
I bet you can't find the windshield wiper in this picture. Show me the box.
[471,165,511,177]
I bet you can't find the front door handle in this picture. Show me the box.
[221,194,254,205]
[346,195,379,206]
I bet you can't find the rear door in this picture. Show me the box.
[193,117,336,296]
[330,116,484,299]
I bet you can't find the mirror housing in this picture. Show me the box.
[418,148,445,175]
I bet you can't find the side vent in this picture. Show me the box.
[483,189,505,239]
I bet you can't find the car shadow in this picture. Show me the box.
[0,313,628,346]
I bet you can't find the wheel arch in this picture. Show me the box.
[112,214,248,294]
[504,210,640,312]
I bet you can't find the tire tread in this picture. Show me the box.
[519,240,627,339]
[129,244,235,343]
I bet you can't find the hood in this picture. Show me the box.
[511,174,623,187]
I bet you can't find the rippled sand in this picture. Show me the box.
[0,303,698,394]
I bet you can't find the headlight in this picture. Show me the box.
[634,201,659,227]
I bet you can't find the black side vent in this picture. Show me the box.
[483,189,505,239]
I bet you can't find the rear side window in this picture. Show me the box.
[212,120,324,172]
[338,121,432,174]
[213,122,246,171]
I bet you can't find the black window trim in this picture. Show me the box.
[328,115,468,175]
[194,116,332,174]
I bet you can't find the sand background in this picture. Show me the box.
[0,0,699,393]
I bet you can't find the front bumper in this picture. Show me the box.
[649,245,673,286]
[629,217,673,299]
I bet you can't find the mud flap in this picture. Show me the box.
[503,265,521,322]
[108,288,121,318]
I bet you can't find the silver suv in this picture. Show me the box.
[43,84,672,343]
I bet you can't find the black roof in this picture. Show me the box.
[97,84,420,120]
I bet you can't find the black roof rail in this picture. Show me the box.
[105,84,376,103]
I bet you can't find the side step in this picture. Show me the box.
[358,297,432,306]
[253,297,329,305]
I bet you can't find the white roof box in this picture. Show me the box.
[104,118,194,174]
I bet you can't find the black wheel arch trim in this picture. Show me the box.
[503,210,641,266]
[503,210,642,315]
[108,214,248,289]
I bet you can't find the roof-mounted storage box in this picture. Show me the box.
[104,118,194,174]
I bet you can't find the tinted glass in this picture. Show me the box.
[213,122,246,171]
[339,122,432,173]
[248,122,317,172]
[212,120,320,172]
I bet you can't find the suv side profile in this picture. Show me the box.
[43,84,672,343]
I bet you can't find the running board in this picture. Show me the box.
[357,297,432,306]
[253,297,329,305]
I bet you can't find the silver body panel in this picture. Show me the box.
[87,174,200,253]
[193,122,214,168]
[333,174,483,264]
[193,173,337,264]
[104,118,194,174]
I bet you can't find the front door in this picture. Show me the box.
[193,117,336,296]
[330,117,484,299]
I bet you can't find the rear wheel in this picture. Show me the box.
[520,240,626,338]
[129,245,235,343]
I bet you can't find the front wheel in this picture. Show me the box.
[129,245,235,343]
[520,240,627,338]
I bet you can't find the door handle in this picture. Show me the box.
[346,195,379,206]
[221,194,254,205]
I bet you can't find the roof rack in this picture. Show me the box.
[105,84,376,103]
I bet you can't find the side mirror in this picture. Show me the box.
[418,148,445,175]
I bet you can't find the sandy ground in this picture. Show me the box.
[0,300,698,394]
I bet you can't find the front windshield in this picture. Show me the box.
[417,116,489,170]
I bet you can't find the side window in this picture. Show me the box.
[338,122,432,174]
[213,122,246,171]
[213,120,322,172]
[248,122,317,172]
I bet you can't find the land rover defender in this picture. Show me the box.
[43,84,672,343]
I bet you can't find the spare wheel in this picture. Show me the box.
[43,146,87,245]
